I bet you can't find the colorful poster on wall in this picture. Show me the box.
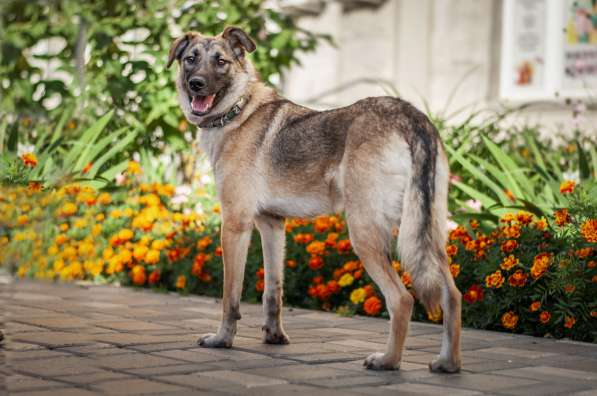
[563,0,597,91]
[511,0,547,89]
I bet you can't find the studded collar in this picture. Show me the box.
[198,96,250,129]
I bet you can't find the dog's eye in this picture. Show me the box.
[184,56,195,64]
[217,58,227,66]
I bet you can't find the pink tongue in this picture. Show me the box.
[192,95,215,113]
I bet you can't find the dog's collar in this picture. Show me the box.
[198,96,249,129]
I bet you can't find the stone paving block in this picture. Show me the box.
[11,331,93,347]
[91,378,188,395]
[6,348,71,361]
[209,357,298,371]
[93,353,185,369]
[300,373,392,388]
[382,382,483,395]
[492,366,597,383]
[54,369,132,385]
[497,381,592,396]
[14,388,98,396]
[201,369,288,388]
[124,363,220,377]
[152,349,228,363]
[6,374,65,392]
[97,320,175,332]
[472,346,558,360]
[10,355,101,377]
[124,341,196,353]
[244,364,355,381]
[235,383,357,396]
[417,372,539,392]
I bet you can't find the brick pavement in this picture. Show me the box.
[1,278,597,395]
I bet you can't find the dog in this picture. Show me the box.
[168,26,461,373]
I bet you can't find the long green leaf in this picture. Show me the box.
[64,110,114,170]
[86,130,137,178]
[452,180,497,209]
[481,135,525,198]
[576,140,591,180]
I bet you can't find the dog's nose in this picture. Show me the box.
[188,77,206,92]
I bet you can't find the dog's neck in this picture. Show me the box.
[197,81,279,166]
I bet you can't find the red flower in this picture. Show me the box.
[463,284,484,304]
[363,296,382,316]
[326,280,340,294]
[337,239,351,253]
[148,270,160,285]
[255,279,264,293]
[308,255,324,270]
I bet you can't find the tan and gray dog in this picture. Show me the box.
[168,26,461,373]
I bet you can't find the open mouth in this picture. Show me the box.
[190,94,216,115]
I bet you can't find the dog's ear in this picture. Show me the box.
[222,26,256,58]
[167,33,192,68]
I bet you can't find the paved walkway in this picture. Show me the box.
[1,279,597,396]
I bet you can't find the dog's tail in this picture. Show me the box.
[398,121,449,314]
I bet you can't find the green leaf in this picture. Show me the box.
[576,140,591,180]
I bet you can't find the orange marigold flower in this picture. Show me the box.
[325,232,339,248]
[256,267,265,279]
[500,255,520,271]
[28,181,42,192]
[529,301,541,312]
[363,296,383,316]
[197,236,212,250]
[508,270,528,287]
[580,219,597,243]
[564,284,576,294]
[326,280,340,294]
[501,311,518,330]
[337,239,351,253]
[591,311,597,318]
[469,219,479,230]
[463,284,484,304]
[531,252,552,279]
[215,246,222,256]
[60,202,78,217]
[449,264,460,278]
[392,260,401,272]
[446,244,458,257]
[255,279,264,293]
[131,265,146,286]
[576,247,593,259]
[502,224,521,239]
[534,217,548,231]
[564,316,576,329]
[313,216,331,233]
[316,284,331,300]
[312,275,324,285]
[592,275,597,284]
[554,209,571,227]
[343,260,359,272]
[501,240,518,253]
[516,211,533,225]
[133,245,148,261]
[306,241,326,256]
[175,275,186,289]
[588,260,596,269]
[559,180,576,194]
[363,284,375,297]
[148,270,160,285]
[308,255,324,271]
[539,311,551,324]
[21,152,37,167]
[286,259,297,269]
[144,249,160,264]
[294,233,314,244]
[118,228,134,242]
[485,270,505,289]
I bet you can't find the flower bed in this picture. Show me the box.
[1,161,596,343]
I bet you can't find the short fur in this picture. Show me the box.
[170,27,462,373]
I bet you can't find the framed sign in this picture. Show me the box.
[500,0,597,101]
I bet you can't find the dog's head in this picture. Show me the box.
[167,26,257,125]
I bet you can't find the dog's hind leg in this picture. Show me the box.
[255,214,290,344]
[347,216,413,370]
[198,217,253,348]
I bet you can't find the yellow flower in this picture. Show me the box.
[95,213,105,222]
[17,215,28,225]
[533,217,548,231]
[60,202,78,217]
[128,160,142,175]
[133,245,148,261]
[338,273,354,287]
[449,264,460,278]
[144,249,160,264]
[21,152,38,167]
[55,234,68,245]
[350,288,367,304]
[118,228,134,242]
[306,241,326,255]
[59,223,69,232]
[98,192,112,205]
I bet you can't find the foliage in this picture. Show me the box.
[0,0,325,165]
[2,158,595,343]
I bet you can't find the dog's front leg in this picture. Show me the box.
[255,214,290,344]
[198,218,253,348]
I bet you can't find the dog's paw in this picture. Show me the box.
[197,333,233,348]
[363,352,400,370]
[262,326,290,345]
[429,356,461,373]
